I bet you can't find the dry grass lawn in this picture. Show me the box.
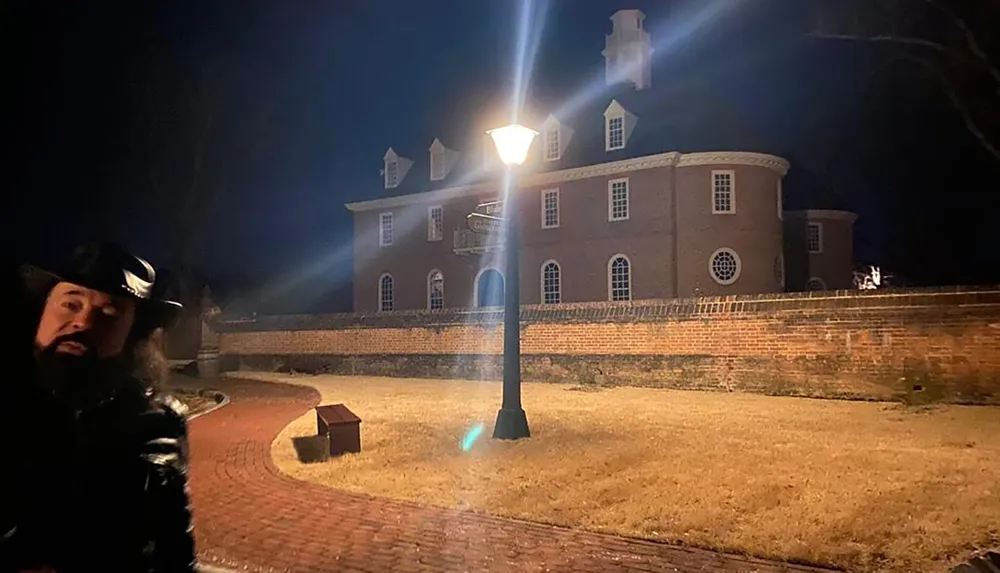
[246,373,999,573]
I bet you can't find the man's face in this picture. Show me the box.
[35,281,137,360]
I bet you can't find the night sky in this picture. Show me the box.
[7,0,999,313]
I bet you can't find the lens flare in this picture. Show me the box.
[461,423,486,452]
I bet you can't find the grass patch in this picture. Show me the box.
[251,373,1000,573]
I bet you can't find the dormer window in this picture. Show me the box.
[603,100,634,152]
[383,147,413,190]
[541,114,573,162]
[544,127,560,161]
[430,148,444,180]
[429,138,455,182]
[607,116,624,150]
[385,160,399,187]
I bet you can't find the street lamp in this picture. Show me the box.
[487,123,537,440]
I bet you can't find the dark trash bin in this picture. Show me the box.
[315,404,362,457]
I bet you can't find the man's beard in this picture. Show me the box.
[34,332,129,407]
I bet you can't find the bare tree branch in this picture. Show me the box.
[810,1,1000,163]
[923,0,1000,88]
[809,32,948,53]
[935,73,1000,162]
[892,54,1000,162]
[808,32,981,67]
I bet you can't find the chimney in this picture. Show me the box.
[602,9,654,91]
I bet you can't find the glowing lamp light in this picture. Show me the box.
[487,124,538,166]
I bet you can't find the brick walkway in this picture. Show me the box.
[186,377,839,573]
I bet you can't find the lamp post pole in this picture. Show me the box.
[493,170,529,439]
[486,124,536,441]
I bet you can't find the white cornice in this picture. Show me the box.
[677,151,790,175]
[786,209,858,224]
[346,150,789,213]
[532,152,679,187]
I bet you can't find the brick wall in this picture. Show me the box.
[214,287,1000,404]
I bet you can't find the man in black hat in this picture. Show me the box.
[2,242,197,572]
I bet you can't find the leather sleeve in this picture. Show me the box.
[138,401,198,573]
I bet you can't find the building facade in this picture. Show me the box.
[783,210,858,291]
[346,9,852,313]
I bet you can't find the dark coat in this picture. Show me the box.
[1,373,198,573]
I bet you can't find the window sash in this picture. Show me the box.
[379,276,393,311]
[385,161,398,187]
[712,171,734,214]
[609,258,630,301]
[607,116,624,149]
[428,272,444,310]
[379,213,393,246]
[427,207,443,241]
[430,151,445,180]
[609,179,629,221]
[545,128,560,160]
[542,263,561,304]
[542,189,559,228]
[807,223,823,253]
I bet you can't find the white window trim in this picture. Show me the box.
[607,177,630,222]
[378,212,393,247]
[606,115,625,151]
[708,247,742,286]
[473,266,505,308]
[777,179,783,221]
[378,273,394,312]
[807,222,824,254]
[430,150,445,181]
[427,269,444,310]
[427,205,443,242]
[544,127,561,161]
[541,188,560,229]
[711,170,736,215]
[385,160,399,189]
[607,253,632,302]
[540,259,561,304]
[807,277,827,291]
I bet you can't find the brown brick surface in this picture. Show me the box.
[351,163,787,312]
[214,288,1000,404]
[187,377,838,573]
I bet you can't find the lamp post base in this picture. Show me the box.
[492,407,530,440]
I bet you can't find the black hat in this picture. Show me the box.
[20,242,184,329]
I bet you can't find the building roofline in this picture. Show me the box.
[785,209,859,224]
[345,151,790,213]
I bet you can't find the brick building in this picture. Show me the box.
[346,9,855,313]
[783,209,858,292]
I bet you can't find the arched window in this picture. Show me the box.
[474,267,505,308]
[378,274,394,311]
[541,260,561,304]
[427,270,444,310]
[807,277,827,291]
[608,255,631,301]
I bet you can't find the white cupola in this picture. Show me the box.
[602,9,654,91]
